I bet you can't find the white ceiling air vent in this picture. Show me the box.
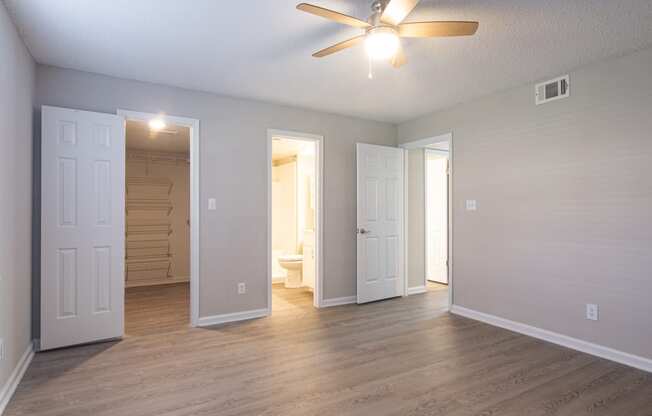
[535,75,569,105]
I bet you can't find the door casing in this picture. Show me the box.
[399,132,453,309]
[267,129,324,309]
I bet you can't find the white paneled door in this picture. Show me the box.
[356,143,404,304]
[41,106,125,350]
[426,151,449,284]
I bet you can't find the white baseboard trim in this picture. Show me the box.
[450,305,652,373]
[0,342,34,415]
[197,308,270,327]
[407,285,426,295]
[321,296,356,308]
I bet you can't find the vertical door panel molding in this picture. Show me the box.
[57,248,78,318]
[58,157,78,227]
[93,160,112,226]
[93,246,112,313]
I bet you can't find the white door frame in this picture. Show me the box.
[267,129,324,309]
[117,109,200,327]
[399,132,453,310]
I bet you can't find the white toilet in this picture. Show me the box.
[278,254,303,288]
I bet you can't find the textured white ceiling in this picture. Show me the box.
[5,0,652,123]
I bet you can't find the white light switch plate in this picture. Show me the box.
[465,200,477,211]
[238,282,246,294]
[208,198,216,210]
[586,304,599,321]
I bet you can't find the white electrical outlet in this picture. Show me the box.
[208,198,216,210]
[465,199,477,211]
[0,338,4,361]
[586,304,599,321]
[237,282,246,294]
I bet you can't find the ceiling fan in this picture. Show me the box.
[296,0,478,68]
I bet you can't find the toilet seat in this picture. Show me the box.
[278,254,303,262]
[278,254,303,288]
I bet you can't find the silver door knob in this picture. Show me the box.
[357,228,368,234]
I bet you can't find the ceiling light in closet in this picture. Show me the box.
[149,119,166,131]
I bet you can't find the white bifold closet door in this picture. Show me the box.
[356,143,404,304]
[41,106,125,350]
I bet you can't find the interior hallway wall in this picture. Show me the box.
[398,46,652,359]
[34,65,397,323]
[0,1,35,401]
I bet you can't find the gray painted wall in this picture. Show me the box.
[34,66,397,322]
[398,47,652,359]
[0,2,34,393]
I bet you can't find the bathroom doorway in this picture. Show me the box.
[268,129,323,312]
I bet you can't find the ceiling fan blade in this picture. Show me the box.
[392,45,407,68]
[380,0,420,26]
[398,21,479,37]
[312,35,365,58]
[297,3,370,28]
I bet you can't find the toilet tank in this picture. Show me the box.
[302,230,315,289]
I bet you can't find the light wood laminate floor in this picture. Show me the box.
[6,283,651,415]
[427,281,448,291]
[125,283,190,337]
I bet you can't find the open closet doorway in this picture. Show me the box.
[268,129,323,313]
[119,110,200,334]
[402,133,452,309]
[425,148,449,286]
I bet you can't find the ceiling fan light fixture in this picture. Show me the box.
[364,26,400,61]
[297,0,479,69]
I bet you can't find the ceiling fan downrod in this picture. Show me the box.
[369,0,389,26]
